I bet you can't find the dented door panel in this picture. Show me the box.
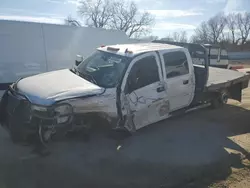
[120,52,169,130]
[127,82,169,130]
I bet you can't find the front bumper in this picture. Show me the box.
[0,87,73,143]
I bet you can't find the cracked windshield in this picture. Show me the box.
[1,0,250,187]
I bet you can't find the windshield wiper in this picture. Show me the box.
[72,67,98,85]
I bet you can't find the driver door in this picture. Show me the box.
[120,52,169,130]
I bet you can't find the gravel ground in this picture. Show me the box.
[0,89,250,188]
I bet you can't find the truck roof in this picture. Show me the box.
[98,43,183,57]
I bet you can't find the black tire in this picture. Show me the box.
[210,92,228,109]
[108,128,132,140]
[38,125,55,146]
[8,119,25,143]
[210,97,223,109]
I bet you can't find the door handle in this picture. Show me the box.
[183,80,189,85]
[157,86,165,92]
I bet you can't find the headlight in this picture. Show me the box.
[31,105,47,112]
[57,116,70,124]
[54,104,73,124]
[54,104,73,116]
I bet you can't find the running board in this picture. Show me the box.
[186,103,211,113]
[169,103,211,117]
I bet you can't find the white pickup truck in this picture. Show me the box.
[1,43,250,145]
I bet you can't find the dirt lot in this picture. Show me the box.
[0,89,250,188]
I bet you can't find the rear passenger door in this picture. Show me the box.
[160,50,195,111]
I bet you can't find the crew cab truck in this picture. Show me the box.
[0,43,250,145]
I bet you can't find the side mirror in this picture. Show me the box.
[75,55,83,66]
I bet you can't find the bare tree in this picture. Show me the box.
[191,21,211,43]
[161,36,174,42]
[64,16,81,27]
[110,0,154,37]
[172,31,187,42]
[140,35,159,41]
[191,13,226,44]
[161,31,187,43]
[236,12,250,45]
[78,0,113,28]
[226,13,238,44]
[207,13,226,43]
[77,0,154,37]
[191,11,250,50]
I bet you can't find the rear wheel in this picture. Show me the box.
[210,91,228,109]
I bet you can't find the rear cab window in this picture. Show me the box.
[162,51,189,79]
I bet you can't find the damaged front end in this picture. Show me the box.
[0,84,74,145]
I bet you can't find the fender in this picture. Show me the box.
[0,89,8,124]
[115,53,144,130]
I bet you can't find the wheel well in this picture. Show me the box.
[73,112,116,130]
[207,84,242,103]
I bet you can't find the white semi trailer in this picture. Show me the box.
[0,20,143,96]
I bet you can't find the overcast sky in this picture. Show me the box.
[0,0,249,38]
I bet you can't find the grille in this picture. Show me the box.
[7,91,31,121]
[32,108,55,119]
[7,91,20,114]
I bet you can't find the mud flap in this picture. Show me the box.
[228,83,242,102]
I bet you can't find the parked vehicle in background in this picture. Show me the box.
[203,44,229,69]
[0,42,249,148]
[153,41,230,69]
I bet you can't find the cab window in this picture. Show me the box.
[163,51,189,78]
[127,55,159,93]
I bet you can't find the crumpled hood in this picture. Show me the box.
[16,69,104,106]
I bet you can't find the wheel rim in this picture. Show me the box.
[221,93,228,104]
[38,126,52,146]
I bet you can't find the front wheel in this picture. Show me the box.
[38,125,55,147]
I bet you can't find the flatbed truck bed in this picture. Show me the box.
[206,67,250,91]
